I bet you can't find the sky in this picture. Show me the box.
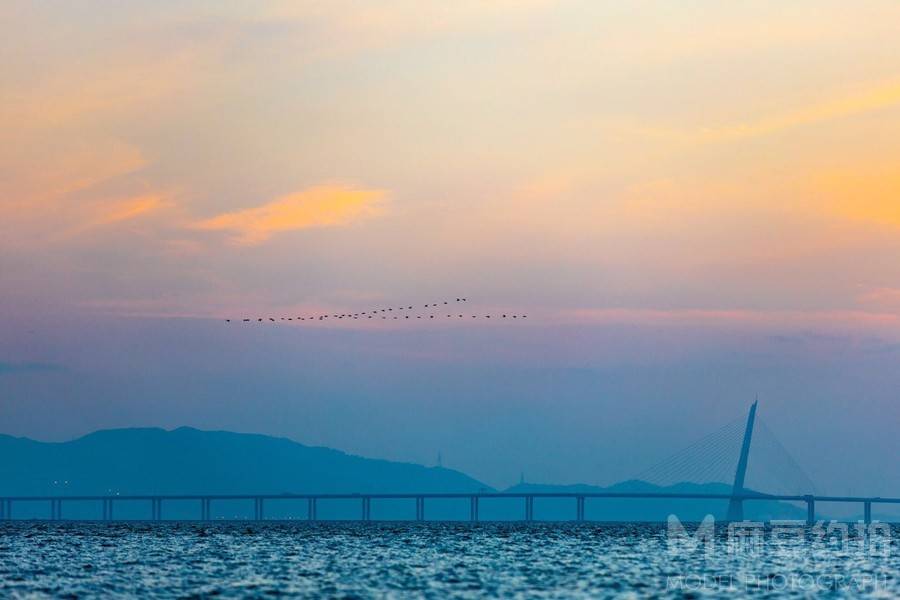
[2,1,899,496]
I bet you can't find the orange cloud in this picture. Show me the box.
[193,185,386,244]
[46,194,173,243]
[640,80,900,145]
[89,195,168,227]
[811,165,900,228]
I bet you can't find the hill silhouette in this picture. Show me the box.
[0,427,808,521]
[0,427,488,496]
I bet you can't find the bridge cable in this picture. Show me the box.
[633,416,746,487]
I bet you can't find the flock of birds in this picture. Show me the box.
[225,298,528,323]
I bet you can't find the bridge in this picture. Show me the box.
[1,491,897,525]
[2,403,896,524]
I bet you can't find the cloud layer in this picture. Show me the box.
[3,0,899,318]
[192,186,386,245]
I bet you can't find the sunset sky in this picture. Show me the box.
[2,1,899,496]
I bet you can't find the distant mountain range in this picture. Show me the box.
[0,427,808,521]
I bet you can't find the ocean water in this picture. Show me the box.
[1,522,897,598]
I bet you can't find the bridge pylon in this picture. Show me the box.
[726,399,758,521]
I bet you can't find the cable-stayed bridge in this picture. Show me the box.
[1,402,897,523]
[632,399,820,521]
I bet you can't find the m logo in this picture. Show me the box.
[667,514,717,557]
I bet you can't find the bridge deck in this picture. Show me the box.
[0,492,896,526]
[1,492,898,502]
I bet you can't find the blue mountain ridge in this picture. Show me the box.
[0,428,807,521]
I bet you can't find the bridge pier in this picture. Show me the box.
[102,499,113,521]
[4,499,11,521]
[308,497,317,521]
[200,498,210,521]
[415,497,425,522]
[864,501,872,525]
[805,496,815,526]
[576,496,585,522]
[50,499,62,520]
[253,497,264,521]
[524,496,534,521]
[362,497,371,521]
[469,496,479,522]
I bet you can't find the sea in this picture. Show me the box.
[1,521,897,598]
